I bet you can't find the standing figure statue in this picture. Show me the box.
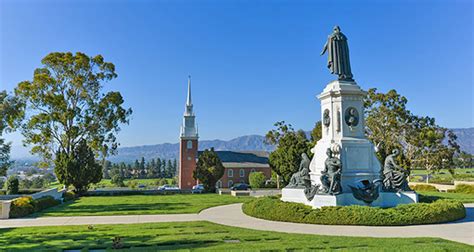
[287,153,311,188]
[382,149,410,192]
[321,26,354,81]
[320,148,342,194]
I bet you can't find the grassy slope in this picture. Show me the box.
[0,221,471,251]
[32,194,250,217]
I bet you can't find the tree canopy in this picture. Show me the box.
[14,52,132,166]
[193,148,224,192]
[266,121,311,185]
[0,91,24,176]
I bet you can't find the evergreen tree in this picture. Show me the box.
[139,157,146,178]
[167,160,173,178]
[193,148,224,192]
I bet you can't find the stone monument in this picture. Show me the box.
[281,26,418,208]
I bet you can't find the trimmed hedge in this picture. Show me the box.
[242,196,466,226]
[10,196,61,218]
[410,184,438,192]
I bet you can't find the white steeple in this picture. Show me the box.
[180,76,198,139]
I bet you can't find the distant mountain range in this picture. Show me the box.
[11,128,473,163]
[108,135,276,163]
[110,128,473,163]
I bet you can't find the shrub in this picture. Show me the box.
[249,172,266,189]
[6,176,19,195]
[34,196,60,212]
[429,175,453,185]
[453,174,474,181]
[127,180,138,189]
[452,184,474,194]
[9,196,35,218]
[242,197,466,226]
[63,191,77,202]
[410,184,438,192]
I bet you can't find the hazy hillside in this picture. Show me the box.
[108,135,275,163]
[450,128,474,154]
[12,128,473,163]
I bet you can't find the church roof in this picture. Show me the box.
[197,150,270,168]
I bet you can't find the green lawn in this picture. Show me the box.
[0,221,471,251]
[419,192,474,203]
[32,194,250,217]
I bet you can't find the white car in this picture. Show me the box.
[158,185,179,191]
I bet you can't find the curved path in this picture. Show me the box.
[200,203,474,245]
[1,203,472,245]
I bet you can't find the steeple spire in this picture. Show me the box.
[181,75,198,139]
[186,75,192,106]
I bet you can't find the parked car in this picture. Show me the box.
[138,184,146,189]
[158,185,179,191]
[230,183,251,191]
[192,184,205,193]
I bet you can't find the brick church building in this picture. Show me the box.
[178,77,272,189]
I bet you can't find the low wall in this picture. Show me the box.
[86,189,192,196]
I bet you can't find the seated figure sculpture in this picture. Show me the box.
[320,148,342,195]
[382,149,410,192]
[287,153,311,188]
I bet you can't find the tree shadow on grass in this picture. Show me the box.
[28,202,193,217]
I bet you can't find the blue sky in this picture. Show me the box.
[1,0,473,156]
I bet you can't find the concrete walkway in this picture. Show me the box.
[1,204,473,245]
[199,203,474,245]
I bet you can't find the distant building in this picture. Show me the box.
[177,77,272,189]
[210,151,271,188]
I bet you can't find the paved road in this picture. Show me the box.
[1,203,472,245]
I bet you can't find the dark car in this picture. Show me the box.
[230,183,251,191]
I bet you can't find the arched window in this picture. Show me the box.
[228,180,233,188]
[187,140,193,149]
[251,169,256,173]
[228,169,233,177]
[216,180,222,188]
[239,169,245,177]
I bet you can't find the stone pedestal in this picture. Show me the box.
[309,80,381,193]
[281,188,418,208]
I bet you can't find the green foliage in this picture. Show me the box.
[243,197,465,226]
[310,121,322,145]
[0,91,24,176]
[63,191,77,202]
[409,184,438,192]
[54,139,102,194]
[33,196,60,212]
[14,52,132,166]
[6,175,19,195]
[111,173,125,187]
[10,196,35,218]
[364,89,460,174]
[451,184,474,194]
[10,196,60,218]
[194,148,224,192]
[249,172,266,188]
[266,121,311,184]
[127,180,138,189]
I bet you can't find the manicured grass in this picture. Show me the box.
[32,194,250,217]
[0,221,471,251]
[419,192,474,203]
